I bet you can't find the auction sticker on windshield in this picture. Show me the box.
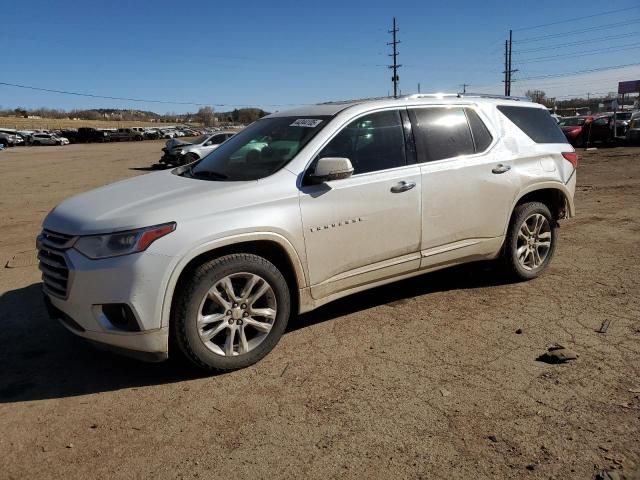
[290,119,323,128]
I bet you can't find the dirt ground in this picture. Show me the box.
[0,142,638,480]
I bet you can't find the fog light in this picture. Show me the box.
[101,304,140,332]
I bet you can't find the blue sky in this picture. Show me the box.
[1,0,639,113]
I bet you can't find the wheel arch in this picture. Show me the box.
[160,233,307,329]
[503,182,574,237]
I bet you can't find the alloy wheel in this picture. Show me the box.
[196,272,277,356]
[516,213,552,271]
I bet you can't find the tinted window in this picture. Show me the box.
[497,106,567,143]
[465,108,493,152]
[593,117,609,126]
[317,110,406,175]
[410,107,474,162]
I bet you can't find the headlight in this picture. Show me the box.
[74,222,176,259]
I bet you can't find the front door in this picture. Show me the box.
[299,109,422,299]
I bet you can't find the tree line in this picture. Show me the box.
[0,106,269,125]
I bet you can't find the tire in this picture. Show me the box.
[502,202,557,281]
[33,141,40,146]
[575,136,585,148]
[182,153,199,165]
[172,253,291,372]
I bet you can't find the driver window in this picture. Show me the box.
[317,110,406,175]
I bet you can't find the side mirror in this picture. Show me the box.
[309,157,354,182]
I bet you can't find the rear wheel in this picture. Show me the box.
[172,254,291,372]
[502,202,557,280]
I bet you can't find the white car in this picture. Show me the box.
[30,133,68,146]
[39,93,576,371]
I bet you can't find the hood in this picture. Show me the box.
[43,170,256,235]
[165,138,193,150]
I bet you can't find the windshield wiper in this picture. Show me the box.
[188,167,228,180]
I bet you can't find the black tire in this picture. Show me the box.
[502,201,557,281]
[172,253,291,372]
[33,141,40,146]
[182,152,199,165]
[575,135,585,148]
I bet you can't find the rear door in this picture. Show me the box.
[410,106,518,260]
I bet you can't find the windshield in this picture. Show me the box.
[187,116,330,181]
[616,112,632,120]
[559,117,586,126]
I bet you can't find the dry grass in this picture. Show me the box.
[0,116,195,130]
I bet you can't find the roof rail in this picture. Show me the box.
[458,92,529,101]
[403,93,461,99]
[317,96,391,105]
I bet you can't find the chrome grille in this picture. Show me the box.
[37,229,76,298]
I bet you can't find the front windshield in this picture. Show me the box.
[188,116,330,181]
[559,117,586,126]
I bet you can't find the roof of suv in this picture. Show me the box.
[267,93,543,118]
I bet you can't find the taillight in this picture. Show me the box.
[562,152,578,168]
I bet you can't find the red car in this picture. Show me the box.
[559,115,614,147]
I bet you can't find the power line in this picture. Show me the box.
[515,18,640,44]
[513,6,640,31]
[518,62,640,81]
[0,81,309,108]
[517,42,640,64]
[514,31,640,54]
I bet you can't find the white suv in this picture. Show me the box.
[38,94,577,371]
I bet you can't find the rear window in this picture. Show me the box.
[465,108,493,152]
[559,117,586,127]
[498,106,567,143]
[410,107,475,162]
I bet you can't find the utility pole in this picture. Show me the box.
[418,82,421,93]
[503,30,518,96]
[460,83,469,94]
[504,40,509,96]
[388,17,401,98]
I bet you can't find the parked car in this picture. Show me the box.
[143,128,161,140]
[30,133,68,146]
[77,128,111,143]
[160,132,235,165]
[0,132,20,147]
[626,111,640,144]
[559,115,615,147]
[110,128,144,141]
[39,94,576,371]
[0,129,25,146]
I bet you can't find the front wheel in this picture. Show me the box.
[502,202,557,281]
[172,254,291,372]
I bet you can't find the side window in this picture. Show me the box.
[317,110,406,175]
[593,118,608,126]
[410,107,475,162]
[465,108,493,152]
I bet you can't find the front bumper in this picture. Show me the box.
[41,248,174,360]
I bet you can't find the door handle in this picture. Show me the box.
[491,163,511,174]
[390,181,416,193]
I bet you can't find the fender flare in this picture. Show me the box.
[159,231,308,328]
[502,180,575,237]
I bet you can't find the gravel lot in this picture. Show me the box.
[0,141,639,479]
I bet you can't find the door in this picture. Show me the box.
[589,116,611,143]
[409,106,519,261]
[299,109,422,299]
